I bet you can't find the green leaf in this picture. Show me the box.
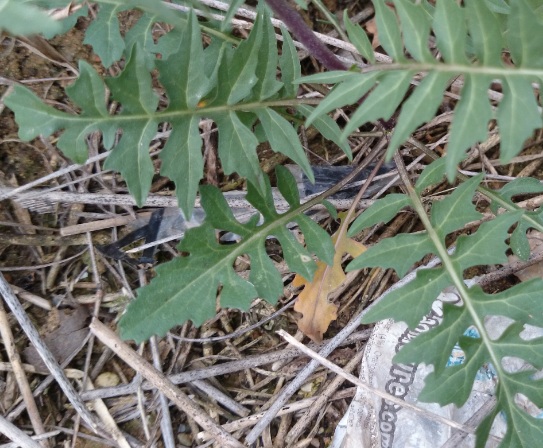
[119,171,333,342]
[475,406,500,448]
[83,3,126,68]
[296,216,335,266]
[508,0,543,67]
[433,0,468,64]
[454,211,523,268]
[276,164,300,206]
[0,0,61,36]
[303,72,381,127]
[5,85,69,141]
[373,0,404,61]
[347,232,434,278]
[159,117,203,217]
[215,112,265,192]
[154,11,209,216]
[510,221,531,260]
[500,404,543,447]
[102,44,159,206]
[415,157,446,193]
[497,77,542,162]
[484,0,510,14]
[296,71,360,84]
[446,75,493,180]
[471,279,543,328]
[361,267,451,328]
[418,337,486,407]
[297,105,352,159]
[430,174,483,240]
[343,10,375,64]
[223,9,263,105]
[5,62,112,164]
[490,177,543,214]
[106,44,159,115]
[279,26,301,98]
[394,0,434,62]
[465,0,503,66]
[256,108,314,183]
[42,4,88,39]
[221,0,245,31]
[66,61,109,117]
[103,120,157,207]
[348,194,410,235]
[387,72,450,156]
[250,7,283,101]
[341,70,413,138]
[493,322,543,370]
[504,370,543,409]
[124,12,163,70]
[394,303,471,374]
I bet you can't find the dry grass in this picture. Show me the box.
[1,1,543,447]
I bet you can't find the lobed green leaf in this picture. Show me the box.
[373,0,404,61]
[119,169,333,342]
[361,267,452,328]
[83,3,126,68]
[348,194,410,235]
[433,0,468,64]
[341,70,413,139]
[415,157,447,193]
[497,77,542,162]
[387,72,450,156]
[0,0,62,36]
[343,10,375,64]
[347,232,434,278]
[508,0,543,67]
[430,174,482,240]
[394,0,434,63]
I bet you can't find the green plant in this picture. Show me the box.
[4,0,543,445]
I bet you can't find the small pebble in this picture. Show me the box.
[94,372,120,388]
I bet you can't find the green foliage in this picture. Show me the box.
[301,0,543,180]
[4,0,543,443]
[120,166,335,342]
[0,0,62,36]
[5,7,349,218]
[347,164,543,446]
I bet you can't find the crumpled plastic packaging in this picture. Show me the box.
[331,280,543,448]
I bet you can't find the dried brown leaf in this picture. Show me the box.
[293,217,366,342]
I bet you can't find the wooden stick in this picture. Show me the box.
[197,388,356,441]
[277,330,474,434]
[89,318,245,448]
[0,300,49,447]
[0,414,42,448]
[60,213,147,236]
[0,274,108,438]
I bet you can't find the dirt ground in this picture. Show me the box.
[1,2,543,448]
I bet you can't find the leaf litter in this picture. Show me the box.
[293,213,366,342]
[2,1,543,447]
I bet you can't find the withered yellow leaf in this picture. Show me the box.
[293,217,366,342]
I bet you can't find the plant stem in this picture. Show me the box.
[264,0,347,70]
